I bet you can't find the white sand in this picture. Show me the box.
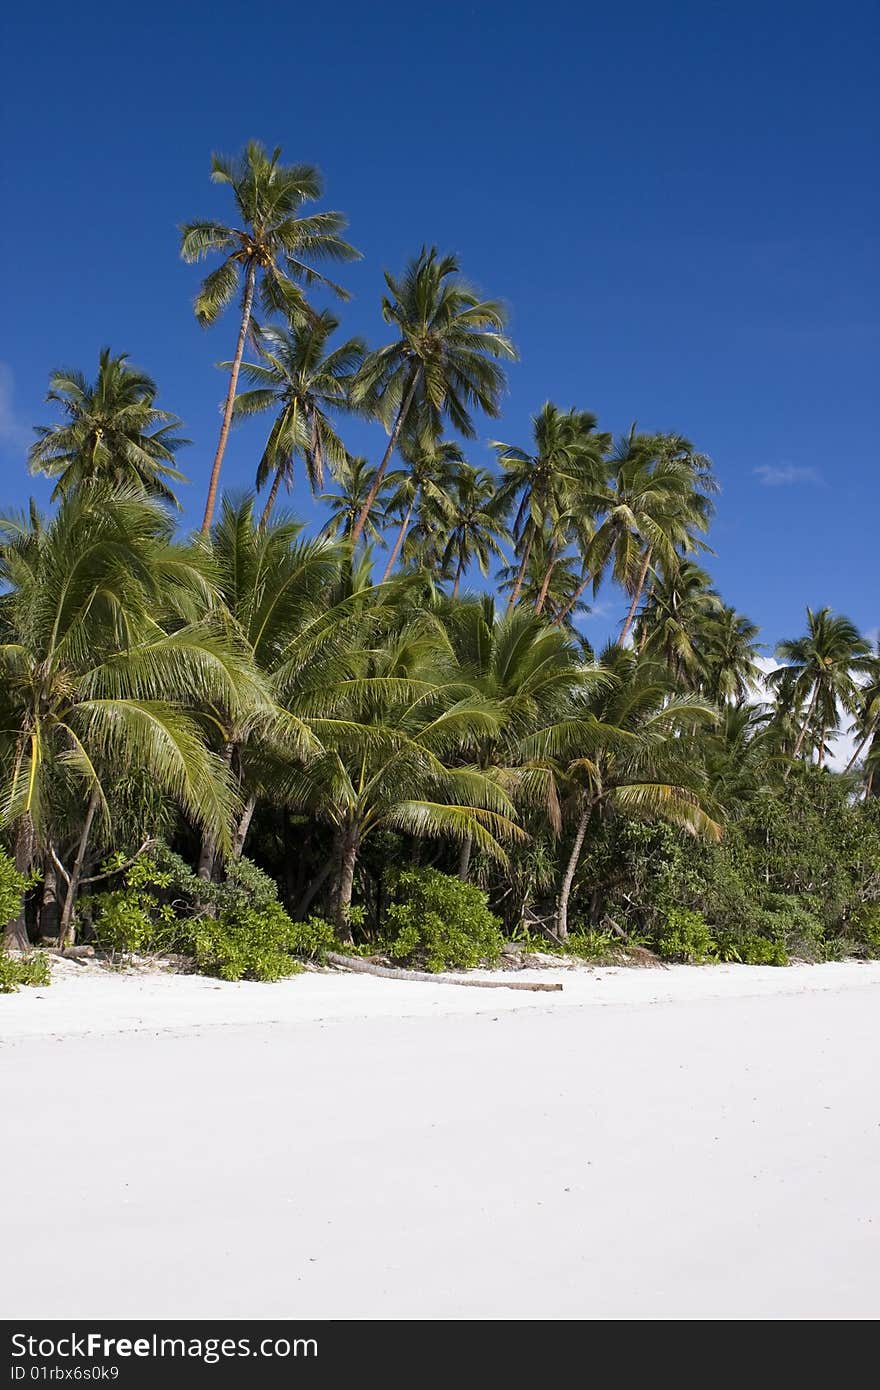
[3,959,880,1319]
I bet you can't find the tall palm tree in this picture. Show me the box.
[494,404,607,612]
[771,607,872,767]
[586,431,716,645]
[844,642,880,779]
[349,247,515,545]
[29,349,188,505]
[0,489,253,948]
[180,142,360,533]
[499,544,592,628]
[380,429,461,582]
[230,312,366,527]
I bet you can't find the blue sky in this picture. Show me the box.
[3,0,877,651]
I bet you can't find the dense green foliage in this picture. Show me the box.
[2,141,877,984]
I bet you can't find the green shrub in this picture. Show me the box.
[657,908,716,963]
[717,933,788,966]
[382,868,503,972]
[0,948,50,994]
[0,846,29,930]
[189,902,302,982]
[287,915,337,962]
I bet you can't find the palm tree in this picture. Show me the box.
[436,463,509,596]
[320,456,395,547]
[697,606,762,704]
[636,561,723,684]
[349,248,515,545]
[380,429,461,582]
[28,349,188,505]
[844,642,880,780]
[0,489,253,948]
[771,607,873,767]
[229,312,366,527]
[499,536,592,628]
[586,431,716,645]
[180,142,360,533]
[523,646,720,940]
[288,622,522,935]
[494,404,607,612]
[444,596,595,878]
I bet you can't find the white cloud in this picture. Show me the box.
[753,464,821,487]
[0,364,31,457]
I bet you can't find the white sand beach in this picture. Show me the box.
[3,959,880,1320]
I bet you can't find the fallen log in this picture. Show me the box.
[325,952,563,992]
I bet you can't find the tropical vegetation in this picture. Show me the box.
[2,141,877,989]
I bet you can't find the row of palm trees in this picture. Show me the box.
[4,140,876,956]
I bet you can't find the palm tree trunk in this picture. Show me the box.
[618,547,652,647]
[534,540,558,617]
[4,814,35,951]
[818,724,827,769]
[845,725,876,775]
[555,801,592,941]
[506,528,534,610]
[351,372,419,547]
[59,789,100,947]
[295,860,333,919]
[458,831,473,882]
[451,553,466,599]
[40,855,59,942]
[200,260,258,535]
[232,794,257,859]
[381,497,416,582]
[554,569,590,626]
[334,824,360,942]
[259,470,284,530]
[791,683,820,764]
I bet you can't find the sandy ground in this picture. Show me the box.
[3,959,880,1319]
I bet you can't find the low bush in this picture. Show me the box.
[657,908,716,963]
[382,868,503,972]
[0,948,50,994]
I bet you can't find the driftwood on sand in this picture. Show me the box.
[325,952,563,992]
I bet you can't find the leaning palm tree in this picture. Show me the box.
[770,607,872,767]
[230,312,366,527]
[28,349,188,505]
[348,247,516,545]
[180,142,360,533]
[0,489,257,948]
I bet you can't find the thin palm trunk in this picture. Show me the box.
[4,814,35,950]
[845,725,876,775]
[232,794,257,859]
[507,528,534,610]
[554,568,590,626]
[351,372,419,547]
[556,801,592,941]
[534,540,558,616]
[259,470,284,529]
[59,788,100,946]
[618,547,652,647]
[451,553,466,599]
[201,260,257,534]
[381,496,416,582]
[40,855,59,942]
[791,683,820,764]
